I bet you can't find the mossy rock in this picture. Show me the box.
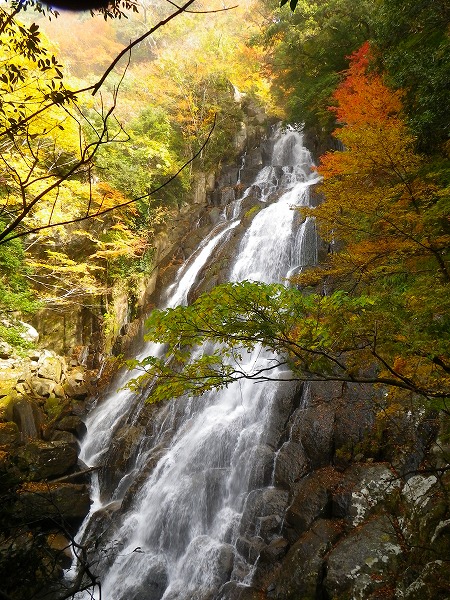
[13,482,91,521]
[0,391,18,422]
[0,377,17,399]
[45,395,66,420]
[55,415,87,438]
[324,516,402,599]
[242,205,261,225]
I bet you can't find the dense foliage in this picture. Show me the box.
[129,282,449,403]
[259,0,374,134]
[261,0,450,154]
[373,0,450,150]
[1,0,449,411]
[0,0,267,350]
[134,3,450,416]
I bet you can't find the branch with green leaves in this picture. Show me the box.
[126,281,450,404]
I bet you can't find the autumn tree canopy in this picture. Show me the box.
[0,0,270,350]
[309,42,449,285]
[132,41,450,412]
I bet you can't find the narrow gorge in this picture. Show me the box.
[73,125,320,599]
[1,117,448,600]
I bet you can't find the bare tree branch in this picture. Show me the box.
[164,1,239,15]
[0,115,216,244]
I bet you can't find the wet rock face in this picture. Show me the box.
[229,378,448,600]
[242,444,275,489]
[240,488,290,540]
[219,582,266,600]
[31,303,103,365]
[131,561,169,600]
[98,423,147,492]
[291,401,335,469]
[54,414,87,438]
[273,441,309,489]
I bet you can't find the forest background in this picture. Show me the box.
[0,0,449,447]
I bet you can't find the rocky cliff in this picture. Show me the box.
[0,96,272,599]
[0,348,93,598]
[219,381,450,600]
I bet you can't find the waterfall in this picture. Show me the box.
[74,126,319,600]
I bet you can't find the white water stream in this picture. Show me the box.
[74,127,319,600]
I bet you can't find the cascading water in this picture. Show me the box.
[74,126,319,600]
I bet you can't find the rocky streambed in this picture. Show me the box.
[2,346,449,600]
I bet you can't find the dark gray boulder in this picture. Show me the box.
[324,515,402,598]
[284,467,341,542]
[268,518,345,599]
[16,439,78,480]
[240,488,289,538]
[273,441,309,489]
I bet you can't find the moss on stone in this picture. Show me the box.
[0,421,20,446]
[0,392,17,422]
[243,205,261,223]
